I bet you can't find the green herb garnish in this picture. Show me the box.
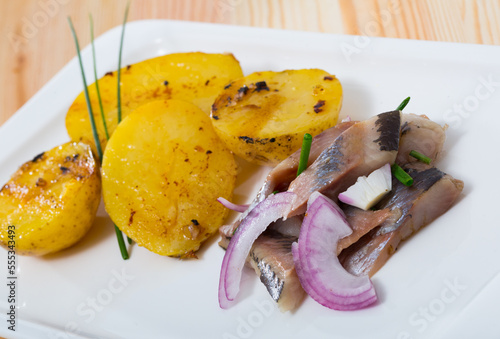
[409,150,431,165]
[117,2,130,123]
[296,133,313,177]
[396,97,410,111]
[117,3,133,246]
[68,17,103,159]
[113,223,129,259]
[391,163,414,186]
[68,16,129,260]
[90,14,109,140]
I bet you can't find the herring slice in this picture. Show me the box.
[219,192,296,309]
[338,163,392,210]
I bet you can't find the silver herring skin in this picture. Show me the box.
[249,228,305,312]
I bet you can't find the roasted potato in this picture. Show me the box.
[210,69,343,166]
[0,142,101,256]
[101,99,237,257]
[66,52,243,153]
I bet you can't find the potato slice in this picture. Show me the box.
[102,99,237,257]
[0,142,101,256]
[66,52,243,153]
[211,69,343,166]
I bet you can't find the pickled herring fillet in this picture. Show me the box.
[339,164,464,277]
[219,221,306,312]
[248,229,306,312]
[287,111,402,217]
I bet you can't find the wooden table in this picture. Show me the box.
[1,0,500,126]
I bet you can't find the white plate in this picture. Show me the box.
[1,20,500,339]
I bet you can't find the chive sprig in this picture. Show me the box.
[409,150,431,165]
[68,18,103,160]
[68,16,129,260]
[391,164,414,187]
[90,14,109,140]
[117,3,133,246]
[297,133,313,177]
[117,2,130,124]
[396,97,410,111]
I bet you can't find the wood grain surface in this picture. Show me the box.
[1,0,500,126]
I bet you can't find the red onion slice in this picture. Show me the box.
[292,192,377,310]
[217,197,249,213]
[219,192,296,309]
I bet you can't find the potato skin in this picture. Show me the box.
[211,69,343,166]
[66,52,243,154]
[0,142,101,256]
[101,99,237,257]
